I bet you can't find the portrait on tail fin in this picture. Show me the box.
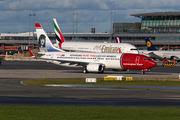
[39,34,46,48]
[35,23,64,52]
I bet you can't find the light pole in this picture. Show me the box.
[32,12,36,41]
[29,13,32,41]
[76,12,78,41]
[110,8,112,43]
[73,11,75,40]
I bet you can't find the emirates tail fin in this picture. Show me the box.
[53,18,65,48]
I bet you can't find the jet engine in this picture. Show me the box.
[86,63,104,73]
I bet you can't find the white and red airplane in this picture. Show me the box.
[34,23,156,74]
[53,18,138,54]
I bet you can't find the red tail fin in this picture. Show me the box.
[115,37,121,43]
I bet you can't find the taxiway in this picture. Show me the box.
[0,60,180,106]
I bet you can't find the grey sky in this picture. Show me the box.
[0,0,179,33]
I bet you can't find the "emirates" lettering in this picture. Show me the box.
[94,45,120,53]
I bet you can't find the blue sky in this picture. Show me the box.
[0,0,180,33]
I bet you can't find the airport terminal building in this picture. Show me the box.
[1,11,180,54]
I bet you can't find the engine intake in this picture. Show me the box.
[86,63,104,73]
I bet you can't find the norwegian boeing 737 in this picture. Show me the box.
[35,23,156,74]
[53,18,138,54]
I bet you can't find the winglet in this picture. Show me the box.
[28,47,35,58]
[115,37,121,43]
[145,37,157,51]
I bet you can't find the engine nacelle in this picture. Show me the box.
[86,63,104,72]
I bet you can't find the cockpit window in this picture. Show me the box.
[144,58,152,61]
[130,49,138,50]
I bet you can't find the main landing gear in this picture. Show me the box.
[142,71,145,75]
[83,68,89,74]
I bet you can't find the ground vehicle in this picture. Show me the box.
[162,59,176,67]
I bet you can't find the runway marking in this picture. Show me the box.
[45,84,180,90]
[20,81,28,86]
[0,72,74,75]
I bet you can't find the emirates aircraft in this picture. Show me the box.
[53,18,139,54]
[34,23,156,74]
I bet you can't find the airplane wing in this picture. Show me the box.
[28,48,36,58]
[140,50,163,60]
[147,52,163,60]
[172,56,180,60]
[41,57,105,67]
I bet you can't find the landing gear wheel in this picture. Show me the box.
[98,69,104,74]
[142,71,145,75]
[83,68,88,74]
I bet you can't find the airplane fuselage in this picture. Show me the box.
[59,42,139,54]
[41,52,156,70]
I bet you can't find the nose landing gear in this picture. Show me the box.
[141,69,148,75]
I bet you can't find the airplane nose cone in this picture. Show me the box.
[150,60,157,68]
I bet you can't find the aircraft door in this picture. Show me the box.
[74,45,77,50]
[51,54,54,59]
[135,56,140,68]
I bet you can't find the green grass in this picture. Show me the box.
[23,78,180,87]
[1,105,180,120]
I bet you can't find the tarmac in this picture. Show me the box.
[0,60,180,79]
[0,60,180,106]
